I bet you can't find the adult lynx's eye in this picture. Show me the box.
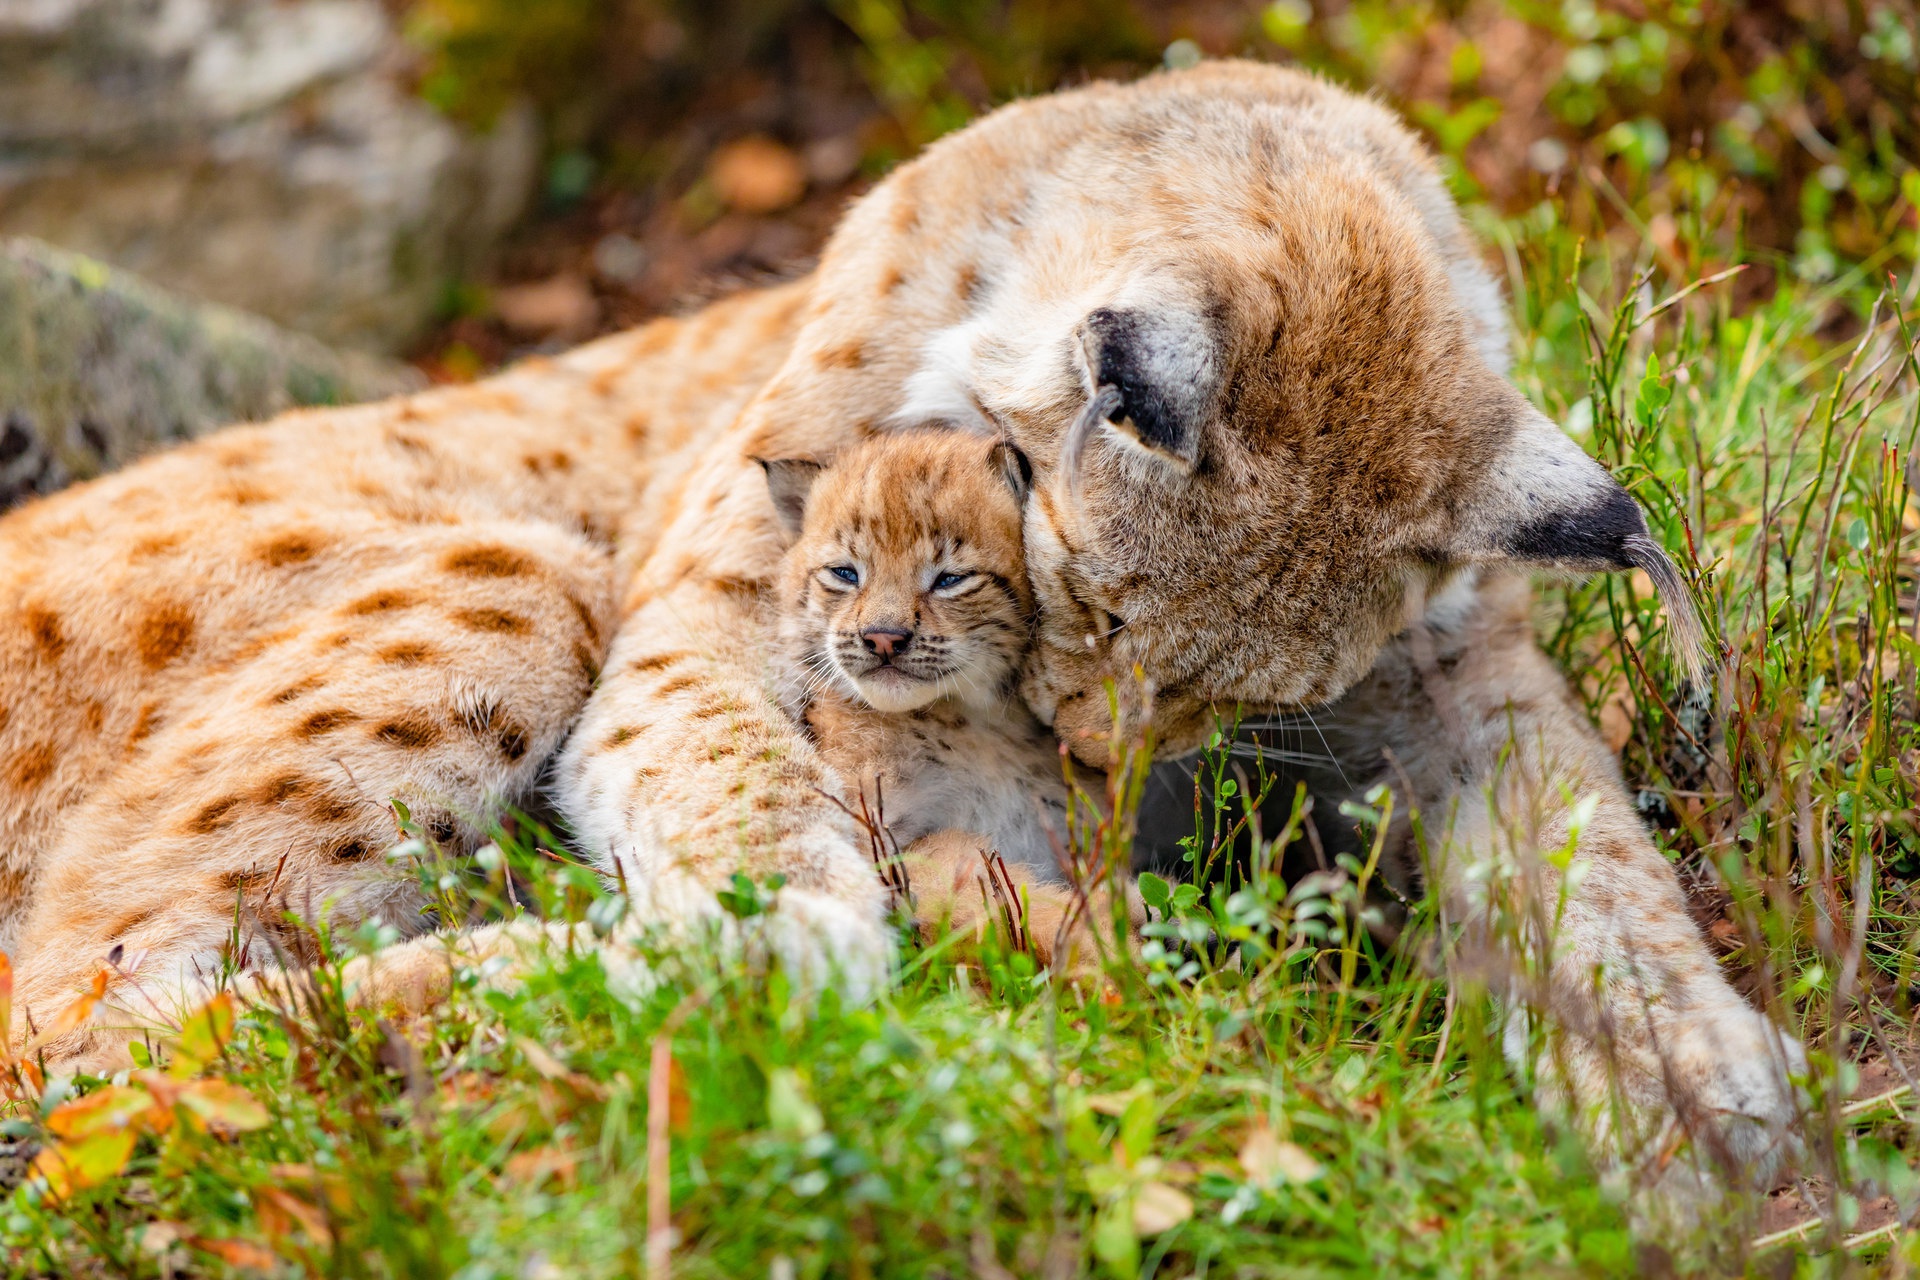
[931,571,971,591]
[827,565,860,586]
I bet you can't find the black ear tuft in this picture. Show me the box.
[989,440,1033,503]
[1505,481,1707,683]
[1505,481,1646,570]
[755,457,823,538]
[1079,306,1217,470]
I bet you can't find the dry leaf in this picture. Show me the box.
[32,1128,136,1197]
[504,1145,581,1187]
[46,1084,154,1139]
[256,1185,334,1247]
[139,1221,186,1255]
[170,993,235,1076]
[709,136,806,214]
[1131,1181,1194,1235]
[177,1080,269,1132]
[517,1036,607,1098]
[27,968,107,1050]
[1238,1122,1323,1185]
[190,1237,279,1270]
[493,276,598,337]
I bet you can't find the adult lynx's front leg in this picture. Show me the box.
[1323,575,1803,1189]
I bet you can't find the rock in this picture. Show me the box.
[0,0,539,351]
[0,236,422,511]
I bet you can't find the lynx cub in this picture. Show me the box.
[762,431,1073,877]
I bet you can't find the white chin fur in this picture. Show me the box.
[848,669,942,712]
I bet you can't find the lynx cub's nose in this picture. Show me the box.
[861,627,912,660]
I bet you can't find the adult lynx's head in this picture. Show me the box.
[741,61,1701,759]
[765,432,1035,715]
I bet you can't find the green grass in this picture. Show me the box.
[9,166,1920,1280]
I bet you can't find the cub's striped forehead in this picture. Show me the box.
[799,430,1024,557]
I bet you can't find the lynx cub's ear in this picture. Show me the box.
[756,457,824,538]
[1068,306,1221,475]
[989,440,1032,503]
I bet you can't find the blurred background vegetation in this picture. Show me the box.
[392,0,1919,374]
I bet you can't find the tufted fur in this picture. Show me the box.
[0,62,1795,1196]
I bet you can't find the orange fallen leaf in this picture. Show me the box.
[190,1237,279,1270]
[504,1145,580,1187]
[32,1128,136,1198]
[1132,1181,1193,1235]
[46,1084,155,1140]
[170,993,235,1076]
[256,1185,334,1247]
[493,276,598,337]
[709,135,806,214]
[177,1080,269,1132]
[1237,1122,1322,1185]
[27,968,107,1050]
[517,1036,607,1099]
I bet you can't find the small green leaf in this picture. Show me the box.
[1847,517,1870,551]
[1137,873,1171,915]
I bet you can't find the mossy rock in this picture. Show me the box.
[0,237,422,510]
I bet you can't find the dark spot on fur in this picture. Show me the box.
[656,673,702,696]
[496,722,528,761]
[453,607,532,635]
[297,708,359,737]
[258,774,312,804]
[186,795,243,834]
[6,742,55,790]
[129,703,160,747]
[258,533,322,567]
[347,590,419,616]
[375,716,442,749]
[131,532,183,558]
[816,341,866,370]
[629,651,691,675]
[378,641,435,666]
[215,870,269,893]
[444,545,536,579]
[574,642,600,685]
[110,907,159,939]
[605,726,642,748]
[566,593,602,645]
[25,606,65,661]
[427,813,460,845]
[135,600,195,669]
[329,837,373,862]
[306,792,358,824]
[271,677,323,705]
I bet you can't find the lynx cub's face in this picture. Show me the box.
[765,432,1034,715]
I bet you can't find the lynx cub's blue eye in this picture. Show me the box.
[931,571,970,591]
[828,565,860,585]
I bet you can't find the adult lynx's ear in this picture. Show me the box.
[755,457,824,538]
[1460,405,1709,683]
[1066,306,1221,478]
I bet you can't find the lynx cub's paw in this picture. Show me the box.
[901,829,1142,977]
